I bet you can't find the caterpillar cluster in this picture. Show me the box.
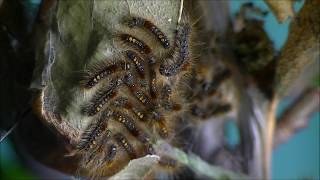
[75,14,194,177]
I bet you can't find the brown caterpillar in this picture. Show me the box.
[82,60,130,89]
[118,34,151,54]
[77,110,112,151]
[82,79,122,116]
[112,97,146,121]
[113,111,140,136]
[125,50,146,78]
[137,132,155,155]
[114,133,136,159]
[126,16,170,49]
[123,73,153,108]
[159,23,191,76]
[149,69,157,98]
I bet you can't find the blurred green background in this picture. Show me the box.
[1,0,319,179]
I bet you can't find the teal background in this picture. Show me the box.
[0,0,319,179]
[230,0,319,179]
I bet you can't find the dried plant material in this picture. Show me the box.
[274,88,319,146]
[275,0,320,96]
[264,0,295,23]
[155,141,249,179]
[109,155,160,180]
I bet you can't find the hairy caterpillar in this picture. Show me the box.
[118,33,151,54]
[114,133,137,159]
[159,23,191,77]
[126,16,171,49]
[77,109,112,151]
[125,50,146,78]
[82,60,130,89]
[82,78,122,116]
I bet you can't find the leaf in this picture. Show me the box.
[155,141,250,179]
[264,0,295,23]
[275,0,320,96]
[109,155,160,180]
[32,0,181,143]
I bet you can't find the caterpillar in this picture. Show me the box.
[126,16,170,49]
[112,97,146,121]
[118,33,151,54]
[82,78,122,116]
[77,109,112,151]
[159,23,191,77]
[82,60,130,89]
[125,50,146,78]
[123,73,153,108]
[114,133,137,159]
[113,111,140,136]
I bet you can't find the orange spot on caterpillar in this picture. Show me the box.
[119,34,151,54]
[161,84,172,100]
[82,61,130,89]
[149,69,157,98]
[150,113,168,138]
[126,16,170,49]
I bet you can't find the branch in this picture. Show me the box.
[155,141,250,179]
[274,88,319,147]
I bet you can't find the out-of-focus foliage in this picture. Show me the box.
[264,0,294,23]
[0,140,35,179]
[314,75,320,87]
[275,0,320,96]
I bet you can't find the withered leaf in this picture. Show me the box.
[275,0,320,96]
[264,0,295,23]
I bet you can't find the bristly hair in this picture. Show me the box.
[81,78,122,116]
[159,21,191,77]
[81,59,130,89]
[125,16,171,49]
[77,109,113,151]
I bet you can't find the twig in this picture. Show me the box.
[155,141,250,179]
[264,98,279,179]
[274,88,319,147]
[0,107,31,143]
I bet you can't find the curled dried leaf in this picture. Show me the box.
[264,0,295,23]
[275,0,320,96]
